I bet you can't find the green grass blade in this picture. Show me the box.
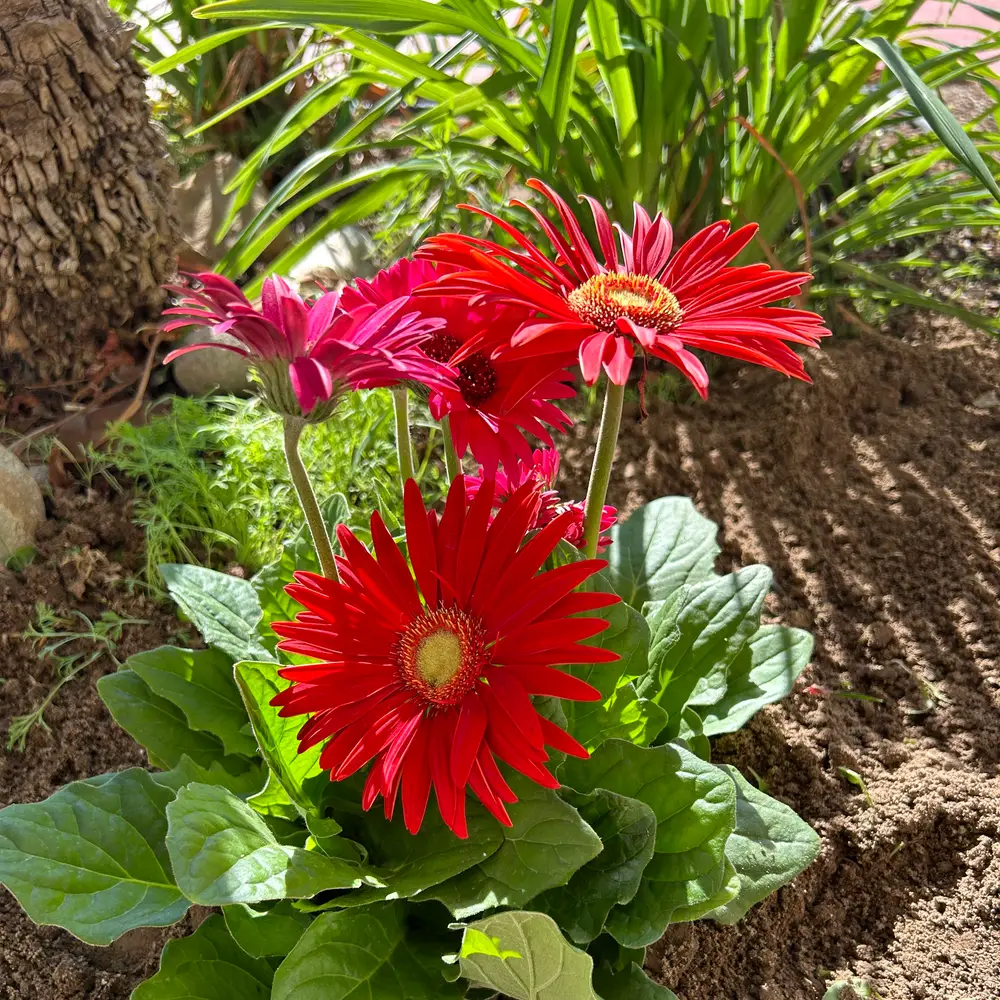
[858,35,1000,204]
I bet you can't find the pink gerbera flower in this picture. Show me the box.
[419,179,830,395]
[466,448,616,551]
[162,273,454,419]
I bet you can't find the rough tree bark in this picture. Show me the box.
[0,0,177,386]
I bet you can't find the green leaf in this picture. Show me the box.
[858,37,1000,205]
[223,901,312,959]
[561,741,736,948]
[132,913,273,999]
[324,804,504,909]
[428,775,603,919]
[459,910,598,1000]
[160,564,272,663]
[604,498,719,608]
[566,600,666,751]
[700,625,813,737]
[0,769,188,946]
[166,783,373,906]
[538,0,588,140]
[253,494,349,643]
[151,754,266,799]
[704,767,820,925]
[534,789,656,944]
[271,902,464,999]
[234,661,323,814]
[127,646,258,758]
[592,962,678,999]
[640,566,772,730]
[98,669,239,772]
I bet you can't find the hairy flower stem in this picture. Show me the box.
[282,416,338,581]
[442,416,462,482]
[392,387,416,486]
[582,379,625,559]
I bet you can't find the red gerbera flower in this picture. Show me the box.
[271,477,620,838]
[162,273,453,418]
[466,448,616,551]
[341,258,576,471]
[419,179,829,396]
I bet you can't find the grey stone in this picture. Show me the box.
[0,445,45,562]
[171,326,251,396]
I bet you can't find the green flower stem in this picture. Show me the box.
[392,387,416,486]
[282,416,338,581]
[582,378,626,559]
[442,416,462,482]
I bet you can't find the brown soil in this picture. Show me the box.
[560,319,1000,999]
[0,488,197,999]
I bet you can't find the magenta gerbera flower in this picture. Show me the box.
[337,258,576,470]
[419,179,830,395]
[162,273,454,419]
[271,477,620,837]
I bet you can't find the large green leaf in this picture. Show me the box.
[858,37,1000,205]
[165,783,374,905]
[98,669,241,772]
[234,661,322,815]
[700,625,813,737]
[161,564,272,663]
[0,769,188,945]
[566,600,665,751]
[604,498,719,608]
[127,646,258,758]
[132,913,273,999]
[271,902,464,999]
[324,804,504,909]
[592,962,677,999]
[428,775,603,920]
[562,741,736,948]
[640,565,772,732]
[705,767,820,925]
[534,788,656,944]
[223,901,312,959]
[459,910,598,1000]
[151,754,265,799]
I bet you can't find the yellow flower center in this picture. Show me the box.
[415,630,463,689]
[397,608,488,705]
[568,272,683,335]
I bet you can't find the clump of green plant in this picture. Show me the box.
[7,604,149,751]
[99,392,445,582]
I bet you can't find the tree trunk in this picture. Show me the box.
[0,0,177,386]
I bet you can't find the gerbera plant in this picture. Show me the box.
[0,189,826,1000]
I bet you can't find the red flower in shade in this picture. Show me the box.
[466,448,616,551]
[419,179,829,396]
[162,273,453,418]
[341,258,576,471]
[271,477,620,837]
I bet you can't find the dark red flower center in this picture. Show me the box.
[568,272,683,335]
[396,607,489,706]
[423,333,498,407]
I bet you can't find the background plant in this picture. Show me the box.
[160,0,1000,333]
[99,392,446,582]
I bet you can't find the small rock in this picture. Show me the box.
[869,622,895,649]
[173,154,290,268]
[290,226,375,293]
[972,389,1000,409]
[0,445,45,562]
[171,327,251,396]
